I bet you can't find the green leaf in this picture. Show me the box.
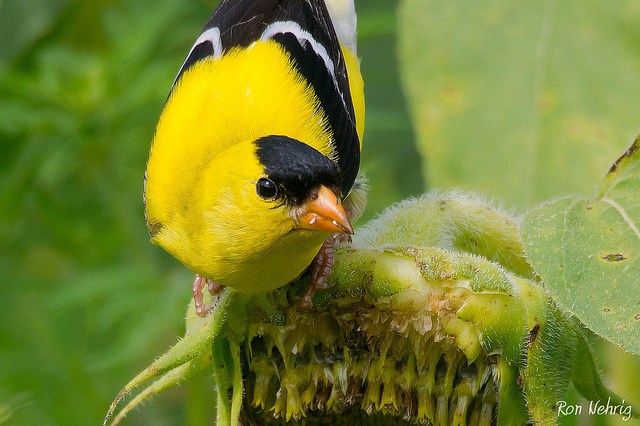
[571,321,640,419]
[398,0,640,209]
[522,138,640,354]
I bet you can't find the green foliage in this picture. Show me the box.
[398,0,640,210]
[522,139,640,354]
[355,0,424,220]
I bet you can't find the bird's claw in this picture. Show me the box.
[192,274,223,317]
[301,235,338,308]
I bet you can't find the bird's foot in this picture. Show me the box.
[192,274,223,317]
[301,235,339,308]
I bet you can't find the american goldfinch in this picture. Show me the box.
[144,0,365,315]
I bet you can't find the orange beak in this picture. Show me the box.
[296,185,354,235]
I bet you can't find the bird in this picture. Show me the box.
[143,0,365,316]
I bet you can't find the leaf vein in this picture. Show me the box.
[601,197,640,243]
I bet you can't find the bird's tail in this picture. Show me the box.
[325,0,358,54]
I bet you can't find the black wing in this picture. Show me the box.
[171,0,360,198]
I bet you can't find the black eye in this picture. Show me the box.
[256,178,278,200]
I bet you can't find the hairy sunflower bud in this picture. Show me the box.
[241,245,516,425]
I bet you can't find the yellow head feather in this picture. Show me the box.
[145,41,336,226]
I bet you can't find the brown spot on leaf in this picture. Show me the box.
[516,375,523,387]
[635,314,640,320]
[602,253,627,262]
[603,308,611,313]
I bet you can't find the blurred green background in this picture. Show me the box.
[0,0,638,424]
